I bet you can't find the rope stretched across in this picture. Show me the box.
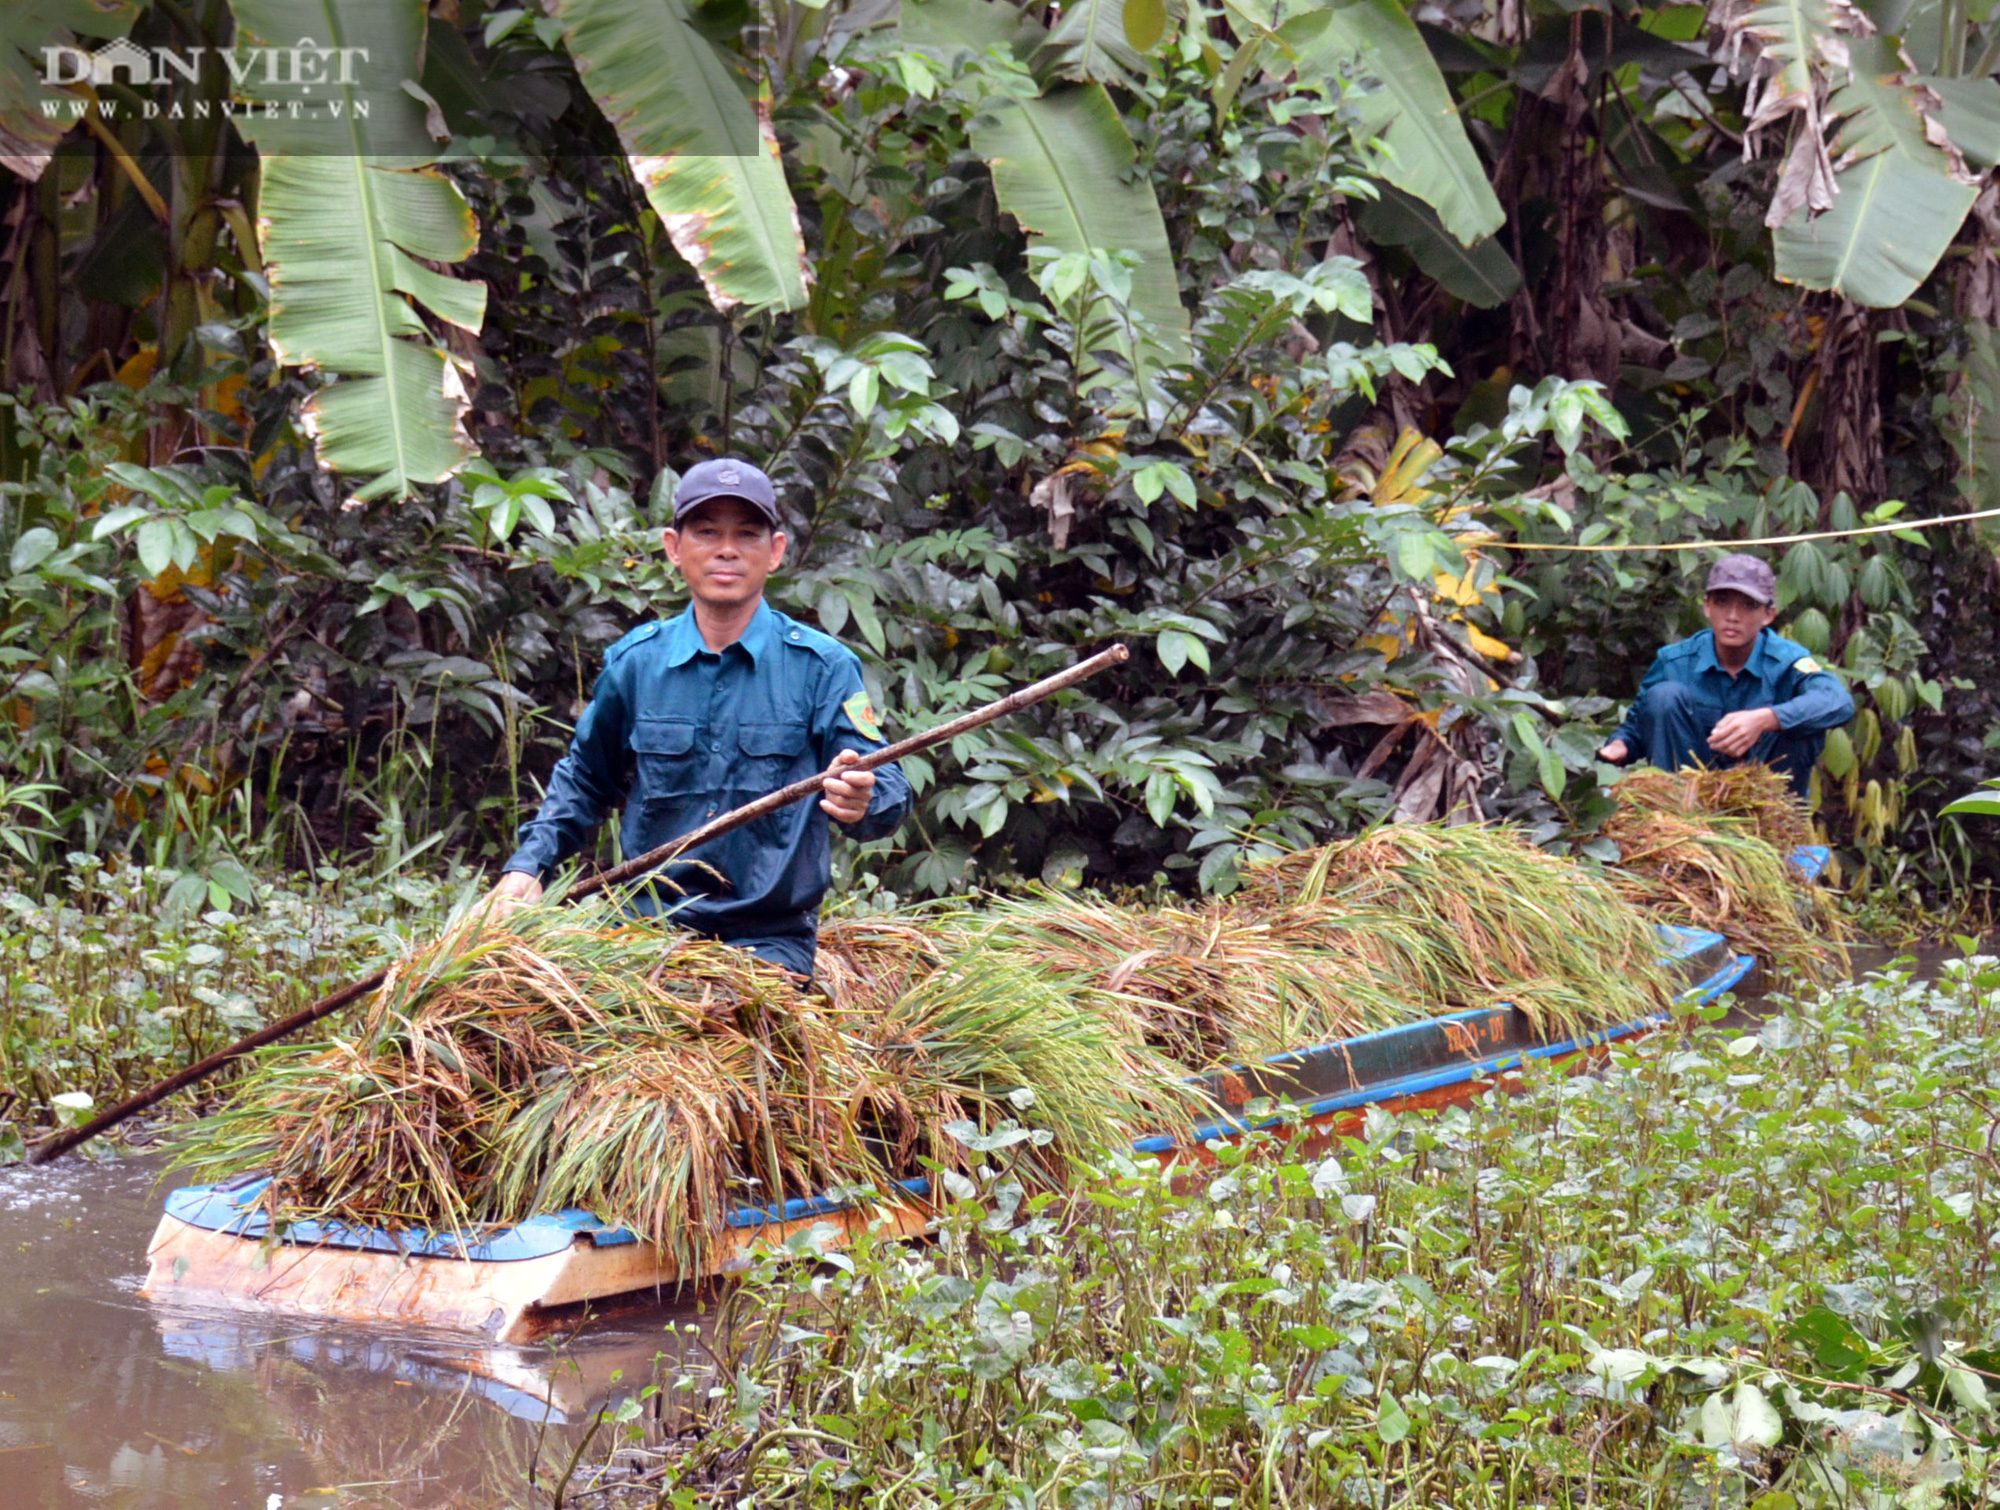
[1486,504,2000,553]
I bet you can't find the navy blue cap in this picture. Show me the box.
[673,459,781,528]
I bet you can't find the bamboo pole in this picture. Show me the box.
[24,644,1129,1165]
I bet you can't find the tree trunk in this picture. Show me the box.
[1797,295,1886,510]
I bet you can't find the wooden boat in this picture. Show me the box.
[145,1175,936,1344]
[145,852,1821,1342]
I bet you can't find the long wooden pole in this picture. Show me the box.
[24,644,1129,1166]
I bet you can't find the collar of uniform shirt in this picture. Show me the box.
[1691,625,1780,678]
[659,599,776,668]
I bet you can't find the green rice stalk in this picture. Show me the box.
[1240,824,1679,1039]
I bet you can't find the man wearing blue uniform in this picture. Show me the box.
[485,459,912,976]
[1598,554,1854,796]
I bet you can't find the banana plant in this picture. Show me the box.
[9,0,813,501]
[229,0,486,501]
[1284,0,1505,247]
[1712,0,2000,306]
[0,0,139,179]
[903,0,1191,394]
[900,0,1510,405]
[545,0,809,315]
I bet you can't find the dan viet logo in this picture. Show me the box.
[37,36,372,122]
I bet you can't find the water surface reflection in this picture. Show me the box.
[0,1157,703,1509]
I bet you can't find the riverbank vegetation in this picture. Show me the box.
[3,0,1999,947]
[554,954,2000,1509]
[0,847,467,1161]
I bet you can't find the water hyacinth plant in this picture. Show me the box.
[573,952,2000,1508]
[0,852,466,1155]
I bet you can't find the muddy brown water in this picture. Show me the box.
[2,940,1991,1509]
[0,1156,711,1509]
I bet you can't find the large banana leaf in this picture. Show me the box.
[231,0,487,500]
[1357,185,1519,307]
[903,0,1188,374]
[1773,38,1977,306]
[901,0,1049,63]
[971,84,1191,367]
[0,0,137,180]
[1039,0,1149,85]
[550,0,807,315]
[1716,0,1843,114]
[1287,0,1503,247]
[1927,74,2000,169]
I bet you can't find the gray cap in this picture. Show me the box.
[1706,553,1776,606]
[672,458,780,528]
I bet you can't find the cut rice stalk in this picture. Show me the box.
[171,811,1829,1258]
[1605,766,1844,983]
[169,902,1191,1262]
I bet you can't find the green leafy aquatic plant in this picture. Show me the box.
[0,851,464,1151]
[571,951,2000,1508]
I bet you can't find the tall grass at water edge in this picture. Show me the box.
[566,955,2000,1510]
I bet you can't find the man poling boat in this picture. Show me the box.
[25,582,1132,1169]
[483,458,912,978]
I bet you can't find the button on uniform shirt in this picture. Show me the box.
[504,602,912,974]
[1609,627,1854,755]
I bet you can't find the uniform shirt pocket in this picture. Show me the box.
[736,721,810,789]
[631,718,702,797]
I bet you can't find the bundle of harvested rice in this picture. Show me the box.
[169,902,1188,1268]
[1603,766,1843,983]
[959,825,1676,1066]
[171,813,1820,1257]
[814,913,959,1016]
[1614,766,1816,854]
[967,892,1427,1063]
[1240,824,1679,1039]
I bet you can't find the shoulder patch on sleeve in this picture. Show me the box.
[1792,655,1822,675]
[776,616,850,665]
[841,690,884,742]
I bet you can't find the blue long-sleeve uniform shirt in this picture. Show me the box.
[1611,627,1855,759]
[504,601,911,974]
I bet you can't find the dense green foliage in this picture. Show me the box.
[0,848,466,1159]
[2,0,1998,913]
[570,956,2000,1508]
